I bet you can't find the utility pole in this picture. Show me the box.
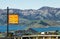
[7,7,9,37]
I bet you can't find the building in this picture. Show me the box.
[14,35,60,39]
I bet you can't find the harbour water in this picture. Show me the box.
[0,25,60,32]
[0,25,26,32]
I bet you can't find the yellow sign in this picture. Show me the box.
[9,14,19,24]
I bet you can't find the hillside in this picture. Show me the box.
[0,6,60,28]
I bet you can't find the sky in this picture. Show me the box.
[0,0,60,9]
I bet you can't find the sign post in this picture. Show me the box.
[7,7,19,37]
[7,7,9,37]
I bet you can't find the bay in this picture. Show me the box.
[0,25,26,32]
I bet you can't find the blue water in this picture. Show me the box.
[0,25,60,32]
[32,27,60,32]
[0,25,26,32]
